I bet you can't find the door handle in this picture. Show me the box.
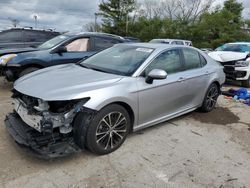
[205,71,210,75]
[178,77,186,82]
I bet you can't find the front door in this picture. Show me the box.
[137,49,187,127]
[52,37,95,65]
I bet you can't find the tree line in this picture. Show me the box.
[86,0,250,49]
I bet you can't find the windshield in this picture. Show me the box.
[81,45,154,76]
[216,43,250,52]
[38,35,70,49]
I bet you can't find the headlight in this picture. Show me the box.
[235,61,250,67]
[0,54,17,66]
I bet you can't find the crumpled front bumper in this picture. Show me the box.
[5,113,81,159]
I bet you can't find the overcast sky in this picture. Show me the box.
[0,0,249,32]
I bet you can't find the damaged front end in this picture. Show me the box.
[5,90,93,158]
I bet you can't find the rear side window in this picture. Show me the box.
[94,37,120,51]
[200,54,207,67]
[171,41,184,45]
[182,48,201,70]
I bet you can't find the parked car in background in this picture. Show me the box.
[0,27,60,49]
[149,39,193,46]
[208,42,250,87]
[124,37,140,42]
[5,43,225,157]
[0,32,127,81]
[200,48,213,53]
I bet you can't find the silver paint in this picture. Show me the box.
[13,43,225,131]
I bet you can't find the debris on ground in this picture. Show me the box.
[222,88,250,106]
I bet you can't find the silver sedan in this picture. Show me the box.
[6,43,225,157]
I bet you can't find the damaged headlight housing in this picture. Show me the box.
[235,61,250,67]
[0,54,17,66]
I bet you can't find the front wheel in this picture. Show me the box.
[200,83,220,112]
[19,67,40,78]
[78,104,131,155]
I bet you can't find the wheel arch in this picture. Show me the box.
[212,80,221,91]
[111,101,135,132]
[20,61,45,69]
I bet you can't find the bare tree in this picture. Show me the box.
[137,0,215,22]
[173,0,215,22]
[8,18,20,27]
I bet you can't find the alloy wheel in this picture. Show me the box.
[205,85,219,111]
[95,112,127,150]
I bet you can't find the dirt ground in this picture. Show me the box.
[0,77,249,188]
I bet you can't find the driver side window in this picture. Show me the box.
[145,49,183,75]
[66,38,90,52]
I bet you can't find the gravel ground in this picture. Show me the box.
[0,78,249,188]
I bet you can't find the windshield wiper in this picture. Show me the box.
[77,64,109,73]
[77,64,90,69]
[89,67,110,74]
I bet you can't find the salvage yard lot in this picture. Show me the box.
[0,78,250,188]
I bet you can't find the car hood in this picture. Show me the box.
[0,47,38,56]
[14,64,124,101]
[208,51,248,62]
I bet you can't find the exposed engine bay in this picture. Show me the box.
[5,90,94,158]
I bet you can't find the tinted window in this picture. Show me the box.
[182,49,201,70]
[23,30,40,42]
[0,30,23,42]
[200,54,207,67]
[171,41,184,45]
[66,38,89,52]
[94,37,120,51]
[145,49,182,75]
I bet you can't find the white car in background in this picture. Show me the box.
[208,42,250,87]
[149,39,193,46]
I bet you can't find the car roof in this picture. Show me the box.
[65,32,125,40]
[118,42,195,51]
[151,39,192,42]
[0,27,60,33]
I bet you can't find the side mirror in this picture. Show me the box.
[145,69,167,84]
[52,46,67,54]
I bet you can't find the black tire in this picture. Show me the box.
[200,83,220,112]
[19,67,40,78]
[75,104,131,155]
[242,76,250,88]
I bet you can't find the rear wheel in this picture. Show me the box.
[242,76,250,88]
[75,104,131,155]
[19,67,40,78]
[200,83,220,112]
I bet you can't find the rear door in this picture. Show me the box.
[51,37,95,65]
[180,48,210,108]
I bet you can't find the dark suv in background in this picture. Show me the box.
[0,32,128,81]
[0,28,60,49]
